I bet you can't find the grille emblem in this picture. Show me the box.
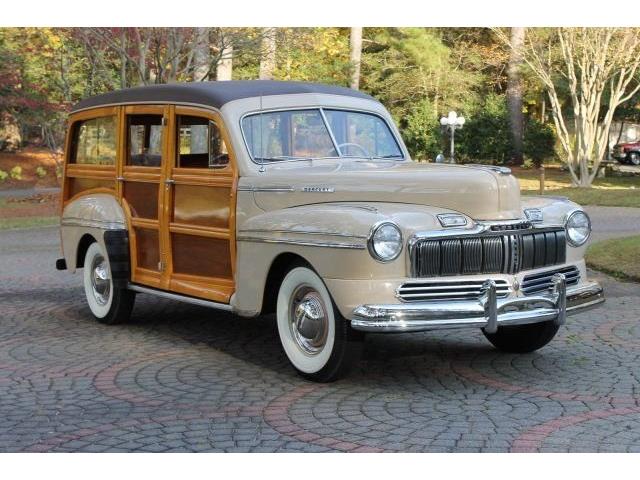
[513,279,520,292]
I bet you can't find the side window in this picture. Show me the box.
[324,110,403,159]
[241,109,338,161]
[127,114,163,167]
[71,116,117,165]
[177,115,229,168]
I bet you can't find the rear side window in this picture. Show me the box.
[71,116,117,165]
[127,114,163,167]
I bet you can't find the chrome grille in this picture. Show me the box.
[410,228,567,277]
[397,279,510,302]
[521,265,580,295]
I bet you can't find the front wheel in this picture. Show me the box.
[629,152,640,166]
[83,241,135,325]
[276,266,362,382]
[483,320,560,353]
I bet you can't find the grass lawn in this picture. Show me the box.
[514,165,640,207]
[0,192,60,230]
[586,235,640,282]
[0,216,59,230]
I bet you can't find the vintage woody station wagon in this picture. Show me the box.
[57,80,605,381]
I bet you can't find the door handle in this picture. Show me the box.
[164,179,175,185]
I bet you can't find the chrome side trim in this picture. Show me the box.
[128,284,233,311]
[350,280,604,333]
[466,164,512,175]
[61,217,125,230]
[237,235,366,250]
[237,185,296,192]
[238,228,368,239]
[331,203,379,213]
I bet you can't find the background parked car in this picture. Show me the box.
[612,140,640,165]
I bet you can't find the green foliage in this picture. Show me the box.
[524,119,556,166]
[9,165,22,180]
[362,28,482,122]
[0,169,8,182]
[401,99,442,161]
[450,94,556,165]
[455,94,511,163]
[35,166,47,178]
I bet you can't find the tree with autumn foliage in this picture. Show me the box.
[0,27,566,169]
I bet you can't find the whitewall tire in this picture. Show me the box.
[276,265,362,382]
[82,240,135,325]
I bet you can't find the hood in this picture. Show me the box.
[245,160,522,221]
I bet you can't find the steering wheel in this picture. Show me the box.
[337,142,370,157]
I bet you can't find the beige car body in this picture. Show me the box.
[59,86,603,332]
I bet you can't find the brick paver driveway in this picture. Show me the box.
[1,225,639,452]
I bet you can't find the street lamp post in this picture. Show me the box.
[440,111,465,163]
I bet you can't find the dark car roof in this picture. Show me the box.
[72,80,377,112]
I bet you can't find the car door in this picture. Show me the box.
[160,106,238,303]
[119,105,169,289]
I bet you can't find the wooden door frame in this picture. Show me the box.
[161,105,239,303]
[118,104,169,288]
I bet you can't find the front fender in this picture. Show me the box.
[233,202,464,316]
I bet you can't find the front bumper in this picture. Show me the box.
[350,274,604,333]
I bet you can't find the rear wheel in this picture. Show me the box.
[276,266,362,382]
[483,320,559,353]
[83,241,135,325]
[629,152,640,166]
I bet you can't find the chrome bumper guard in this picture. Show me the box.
[350,274,604,333]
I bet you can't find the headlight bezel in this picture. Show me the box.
[565,209,592,247]
[368,221,403,262]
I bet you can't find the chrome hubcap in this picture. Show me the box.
[90,254,111,306]
[289,286,328,355]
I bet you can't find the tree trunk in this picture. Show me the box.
[193,27,210,81]
[216,42,233,81]
[259,28,277,80]
[120,30,128,88]
[506,27,525,166]
[349,27,363,90]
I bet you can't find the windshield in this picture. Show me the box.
[242,108,403,162]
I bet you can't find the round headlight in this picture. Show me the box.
[369,222,403,262]
[566,210,591,247]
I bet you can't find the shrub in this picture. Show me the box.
[446,94,557,166]
[9,165,22,180]
[0,170,7,182]
[402,99,443,161]
[455,94,511,164]
[524,119,556,166]
[36,166,47,178]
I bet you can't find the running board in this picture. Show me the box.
[128,284,233,312]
